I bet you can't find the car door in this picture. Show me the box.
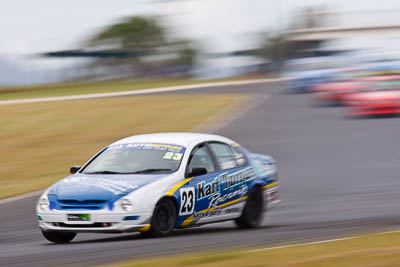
[205,142,254,222]
[175,142,218,227]
[175,142,256,227]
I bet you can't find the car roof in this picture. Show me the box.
[111,132,235,148]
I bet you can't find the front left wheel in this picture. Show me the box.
[143,198,177,237]
[41,230,77,244]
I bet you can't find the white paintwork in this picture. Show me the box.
[112,132,236,148]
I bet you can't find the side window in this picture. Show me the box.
[232,147,247,167]
[187,145,215,174]
[209,143,240,170]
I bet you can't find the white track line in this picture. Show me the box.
[376,229,400,235]
[0,78,284,105]
[246,237,357,253]
[245,230,400,253]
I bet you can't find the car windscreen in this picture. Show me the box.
[82,143,186,175]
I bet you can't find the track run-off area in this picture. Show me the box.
[1,80,400,267]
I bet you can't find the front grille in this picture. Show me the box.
[59,205,101,210]
[51,198,108,210]
[58,199,107,205]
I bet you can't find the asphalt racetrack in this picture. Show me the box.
[1,82,400,266]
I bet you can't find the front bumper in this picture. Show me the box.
[263,183,281,211]
[37,211,152,233]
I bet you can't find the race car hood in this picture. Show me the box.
[47,173,171,210]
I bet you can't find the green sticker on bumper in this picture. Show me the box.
[68,214,90,221]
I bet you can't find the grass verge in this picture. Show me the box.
[100,230,400,267]
[0,93,244,199]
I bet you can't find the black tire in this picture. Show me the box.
[144,198,177,237]
[41,230,77,244]
[235,187,264,229]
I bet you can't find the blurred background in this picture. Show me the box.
[2,0,400,117]
[3,1,400,266]
[1,0,400,84]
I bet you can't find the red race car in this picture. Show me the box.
[312,75,400,106]
[343,90,400,116]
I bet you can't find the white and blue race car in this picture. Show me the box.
[37,132,280,243]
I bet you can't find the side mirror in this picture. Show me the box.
[70,166,81,174]
[186,167,207,178]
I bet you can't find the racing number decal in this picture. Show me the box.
[179,187,195,215]
[163,152,183,161]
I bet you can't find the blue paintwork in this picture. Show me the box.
[123,215,140,221]
[173,151,278,227]
[289,72,336,93]
[48,173,169,210]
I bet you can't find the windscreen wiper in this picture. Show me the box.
[84,171,125,174]
[131,168,172,174]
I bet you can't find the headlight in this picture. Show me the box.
[121,199,133,211]
[38,198,49,211]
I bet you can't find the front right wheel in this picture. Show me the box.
[41,230,77,244]
[235,187,264,229]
